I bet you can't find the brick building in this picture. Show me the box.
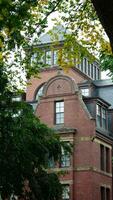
[26,28,113,200]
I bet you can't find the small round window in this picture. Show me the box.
[35,85,44,100]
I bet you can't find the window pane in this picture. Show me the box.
[97,68,100,80]
[61,154,70,167]
[106,188,110,200]
[88,61,91,76]
[48,157,55,168]
[100,145,104,171]
[53,50,58,65]
[55,101,64,124]
[81,59,83,71]
[62,185,70,200]
[56,102,64,113]
[46,51,51,65]
[94,66,97,80]
[35,85,44,100]
[56,113,64,124]
[84,58,87,74]
[60,143,71,168]
[96,104,101,127]
[81,88,89,96]
[31,53,37,63]
[91,64,94,78]
[106,147,110,173]
[101,187,105,200]
[102,108,106,129]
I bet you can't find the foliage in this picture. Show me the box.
[0,65,66,200]
[1,0,113,82]
[0,0,113,197]
[45,0,113,78]
[57,0,110,53]
[0,0,63,86]
[100,53,113,79]
[0,1,70,199]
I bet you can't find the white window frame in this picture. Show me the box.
[45,51,52,65]
[55,101,64,124]
[60,144,71,168]
[81,88,89,96]
[62,185,70,200]
[35,85,44,100]
[53,50,58,65]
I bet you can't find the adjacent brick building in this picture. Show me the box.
[26,28,113,200]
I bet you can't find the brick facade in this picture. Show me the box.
[26,68,113,200]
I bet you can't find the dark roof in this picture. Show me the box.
[93,79,113,87]
[39,25,69,45]
[79,79,113,109]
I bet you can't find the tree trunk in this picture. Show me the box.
[92,0,113,52]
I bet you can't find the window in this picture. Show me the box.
[106,188,110,200]
[96,105,107,129]
[77,63,80,69]
[101,187,110,200]
[62,185,70,200]
[35,85,44,100]
[29,102,38,112]
[97,68,100,80]
[60,145,71,168]
[81,59,84,71]
[88,61,91,76]
[31,53,37,64]
[100,144,110,173]
[84,58,87,74]
[94,65,97,80]
[91,64,94,79]
[81,88,89,96]
[102,108,106,129]
[48,156,55,168]
[53,50,58,65]
[45,51,52,65]
[100,144,104,171]
[101,187,105,200]
[55,101,64,124]
[12,96,22,102]
[96,104,101,127]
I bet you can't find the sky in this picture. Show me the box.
[101,70,110,79]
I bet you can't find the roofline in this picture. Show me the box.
[83,96,111,107]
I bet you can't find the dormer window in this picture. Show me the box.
[96,104,107,129]
[81,88,89,96]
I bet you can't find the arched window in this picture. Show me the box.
[35,84,44,100]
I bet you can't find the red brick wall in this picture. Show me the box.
[26,68,87,101]
[74,171,112,200]
[26,70,113,200]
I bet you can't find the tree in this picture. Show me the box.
[91,0,113,52]
[0,64,70,200]
[1,0,113,83]
[52,0,113,79]
[0,0,113,197]
[0,1,71,199]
